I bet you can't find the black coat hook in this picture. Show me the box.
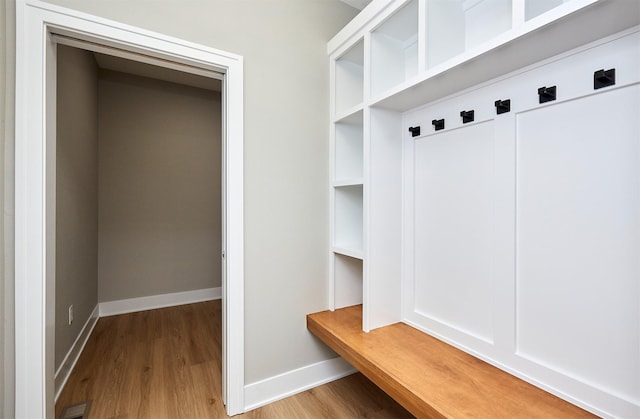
[460,110,474,124]
[538,86,556,103]
[432,119,444,131]
[408,126,421,137]
[495,99,510,114]
[594,68,615,89]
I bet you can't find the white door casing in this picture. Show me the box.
[15,1,245,417]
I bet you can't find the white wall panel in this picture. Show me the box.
[515,85,640,403]
[403,30,640,416]
[413,121,495,343]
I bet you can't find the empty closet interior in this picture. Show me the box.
[54,44,222,381]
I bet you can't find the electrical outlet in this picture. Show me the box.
[68,305,74,325]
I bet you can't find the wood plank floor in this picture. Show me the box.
[56,301,412,418]
[307,305,595,419]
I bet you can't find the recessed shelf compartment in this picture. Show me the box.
[426,0,512,69]
[335,110,364,182]
[335,40,364,116]
[333,253,363,309]
[371,0,418,97]
[525,0,570,21]
[334,184,363,253]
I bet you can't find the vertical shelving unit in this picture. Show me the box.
[326,0,639,416]
[370,0,419,97]
[328,0,615,325]
[331,40,365,311]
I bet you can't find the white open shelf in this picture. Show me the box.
[335,110,363,182]
[333,179,364,187]
[426,0,512,69]
[333,253,363,309]
[370,0,418,98]
[335,40,364,116]
[333,246,364,260]
[334,184,363,255]
[370,0,636,111]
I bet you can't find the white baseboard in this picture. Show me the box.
[99,287,222,317]
[54,304,99,402]
[243,357,356,412]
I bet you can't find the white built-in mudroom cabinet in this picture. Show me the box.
[326,0,639,417]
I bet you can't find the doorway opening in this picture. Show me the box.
[15,3,244,416]
[53,42,224,414]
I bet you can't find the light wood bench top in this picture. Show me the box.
[307,305,594,418]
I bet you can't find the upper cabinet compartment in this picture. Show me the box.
[525,0,568,20]
[371,0,419,98]
[335,40,364,117]
[426,0,512,69]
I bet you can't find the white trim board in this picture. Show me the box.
[54,304,99,402]
[99,287,222,317]
[243,357,356,412]
[15,1,245,416]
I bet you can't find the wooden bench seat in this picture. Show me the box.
[307,305,594,418]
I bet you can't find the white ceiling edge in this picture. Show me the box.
[341,0,372,10]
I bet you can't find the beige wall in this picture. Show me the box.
[98,70,221,302]
[38,0,358,385]
[55,45,99,369]
[0,0,6,413]
[4,0,357,399]
[1,0,16,416]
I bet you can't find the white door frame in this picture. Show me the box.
[14,1,245,417]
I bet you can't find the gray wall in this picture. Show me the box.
[55,45,100,370]
[37,0,358,384]
[0,0,6,414]
[3,0,358,404]
[1,0,16,416]
[98,70,221,302]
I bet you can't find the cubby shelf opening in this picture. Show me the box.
[371,0,419,97]
[335,40,365,116]
[334,184,363,255]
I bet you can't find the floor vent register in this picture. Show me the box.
[59,400,92,419]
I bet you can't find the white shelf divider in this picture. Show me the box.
[333,246,364,260]
[334,103,364,124]
[363,107,403,332]
[333,178,364,188]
